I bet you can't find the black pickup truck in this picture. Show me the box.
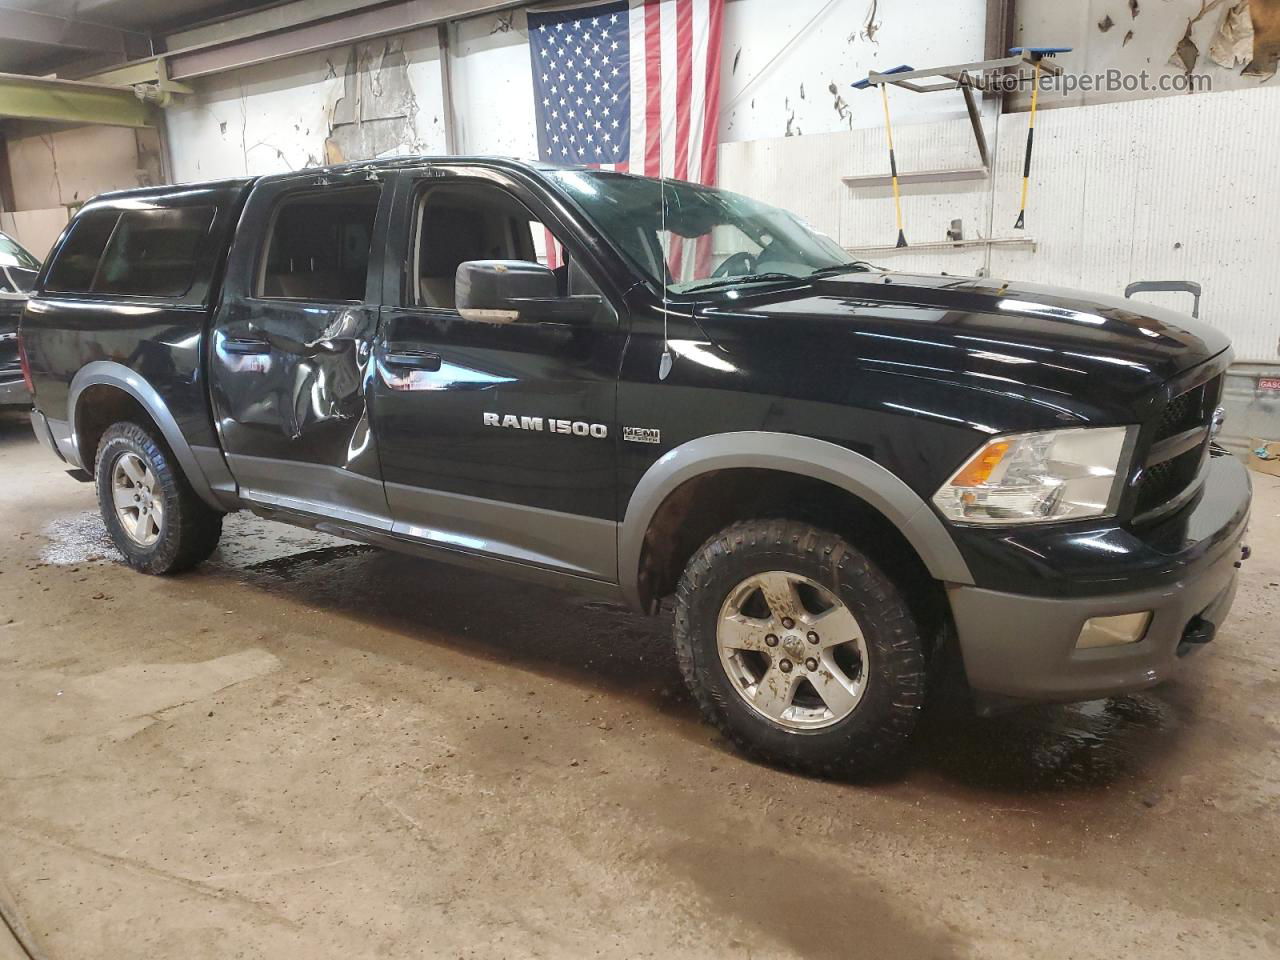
[19,157,1251,773]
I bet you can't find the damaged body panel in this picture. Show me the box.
[209,168,390,523]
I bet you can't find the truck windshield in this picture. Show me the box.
[0,232,39,292]
[547,169,861,294]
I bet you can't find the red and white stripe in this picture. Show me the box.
[630,0,723,278]
[547,0,724,274]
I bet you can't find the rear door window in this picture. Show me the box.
[258,187,380,302]
[94,206,216,297]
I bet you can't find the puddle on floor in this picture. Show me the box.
[39,509,356,571]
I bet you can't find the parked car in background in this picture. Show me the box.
[0,231,40,407]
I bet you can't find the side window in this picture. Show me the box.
[258,186,380,302]
[94,206,216,297]
[412,182,607,310]
[43,210,119,293]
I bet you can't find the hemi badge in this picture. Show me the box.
[623,426,661,444]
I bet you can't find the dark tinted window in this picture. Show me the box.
[94,206,215,297]
[6,268,37,292]
[43,210,119,293]
[259,187,379,301]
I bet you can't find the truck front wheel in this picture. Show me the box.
[674,519,927,775]
[94,421,223,575]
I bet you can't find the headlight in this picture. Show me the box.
[933,426,1132,525]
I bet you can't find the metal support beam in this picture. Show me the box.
[437,23,458,155]
[0,73,155,128]
[0,7,149,59]
[166,0,526,80]
[78,58,193,95]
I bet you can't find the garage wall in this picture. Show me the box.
[162,0,986,173]
[164,26,449,181]
[1013,0,1279,111]
[720,0,987,142]
[1,123,165,259]
[719,82,1280,364]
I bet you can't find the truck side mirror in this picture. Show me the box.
[455,259,600,324]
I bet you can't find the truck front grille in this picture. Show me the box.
[1133,374,1222,524]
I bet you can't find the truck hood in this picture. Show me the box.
[695,270,1230,420]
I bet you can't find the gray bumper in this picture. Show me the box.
[29,408,69,464]
[949,536,1242,705]
[0,377,28,406]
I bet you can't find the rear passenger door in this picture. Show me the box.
[208,170,391,525]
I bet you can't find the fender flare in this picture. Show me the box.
[618,431,974,609]
[68,361,231,512]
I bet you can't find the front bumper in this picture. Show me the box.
[948,454,1250,705]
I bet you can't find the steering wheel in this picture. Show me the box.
[712,251,756,279]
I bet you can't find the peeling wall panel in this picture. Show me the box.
[1012,0,1280,112]
[164,26,447,182]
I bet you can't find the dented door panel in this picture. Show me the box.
[208,171,391,522]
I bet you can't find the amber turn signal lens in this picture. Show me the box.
[950,440,1010,488]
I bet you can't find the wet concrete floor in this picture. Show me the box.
[1,409,1277,958]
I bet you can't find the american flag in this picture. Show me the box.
[527,0,725,185]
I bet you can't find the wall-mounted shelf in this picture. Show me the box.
[842,166,988,189]
[845,236,1036,255]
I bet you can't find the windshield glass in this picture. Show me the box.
[547,170,858,294]
[0,233,39,272]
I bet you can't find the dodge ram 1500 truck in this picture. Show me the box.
[19,157,1251,773]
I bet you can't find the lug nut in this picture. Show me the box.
[807,631,819,644]
[765,634,779,647]
[805,657,818,672]
[779,659,793,673]
[781,617,795,630]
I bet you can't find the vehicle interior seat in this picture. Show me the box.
[417,185,548,309]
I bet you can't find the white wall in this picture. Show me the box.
[449,10,541,158]
[1013,0,1277,111]
[719,82,1280,363]
[720,0,987,142]
[162,0,990,170]
[165,26,448,182]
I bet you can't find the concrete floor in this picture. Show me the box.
[0,408,1277,960]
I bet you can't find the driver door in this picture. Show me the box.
[371,167,625,581]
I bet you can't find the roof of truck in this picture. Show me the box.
[79,156,633,209]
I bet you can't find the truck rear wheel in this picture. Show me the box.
[674,519,927,775]
[94,421,223,575]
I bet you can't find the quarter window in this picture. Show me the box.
[259,187,380,302]
[43,210,119,293]
[94,206,215,297]
[43,206,215,298]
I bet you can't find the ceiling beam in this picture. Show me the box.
[166,0,524,81]
[0,73,155,128]
[0,7,150,59]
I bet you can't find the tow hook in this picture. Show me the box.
[1235,544,1251,569]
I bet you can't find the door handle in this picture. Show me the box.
[222,335,271,355]
[383,348,442,371]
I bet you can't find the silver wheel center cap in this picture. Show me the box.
[783,635,806,658]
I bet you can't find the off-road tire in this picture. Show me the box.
[94,421,223,575]
[674,519,927,775]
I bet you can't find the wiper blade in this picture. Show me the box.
[809,261,876,277]
[680,272,803,293]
